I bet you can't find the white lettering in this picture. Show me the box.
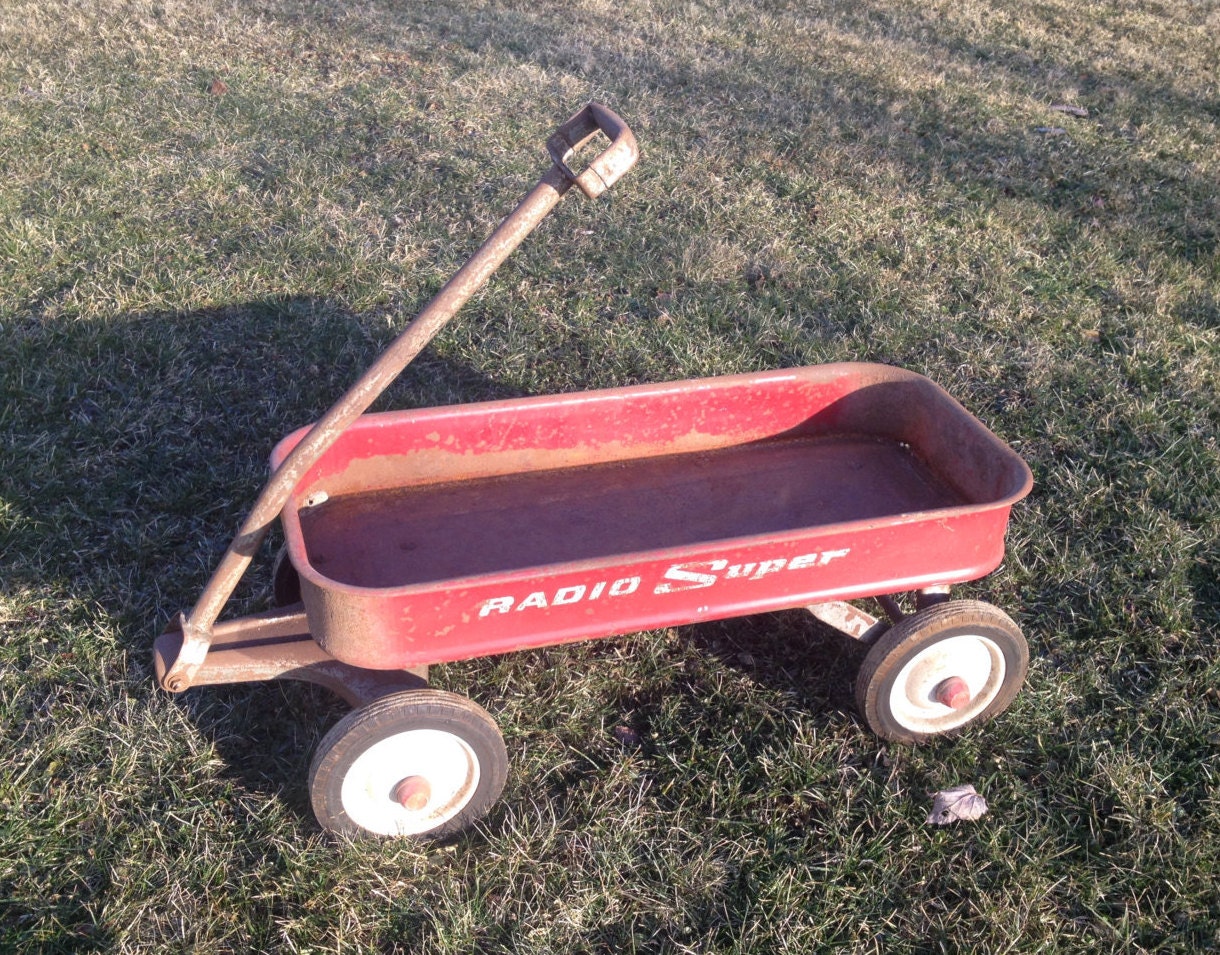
[481,547,853,620]
[653,560,728,595]
[516,591,548,611]
[479,596,514,617]
[752,558,788,579]
[553,585,586,605]
[609,576,641,597]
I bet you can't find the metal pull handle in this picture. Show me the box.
[159,103,638,693]
[547,102,639,199]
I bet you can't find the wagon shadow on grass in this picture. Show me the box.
[190,609,869,841]
[686,608,873,718]
[503,608,875,799]
[132,318,544,819]
[1,295,542,823]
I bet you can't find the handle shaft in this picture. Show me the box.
[161,105,637,692]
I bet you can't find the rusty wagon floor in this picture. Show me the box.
[297,434,963,589]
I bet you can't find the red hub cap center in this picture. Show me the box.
[934,676,971,710]
[393,776,432,811]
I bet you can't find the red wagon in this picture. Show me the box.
[155,105,1033,839]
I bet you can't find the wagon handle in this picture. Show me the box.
[159,103,638,693]
[546,102,638,199]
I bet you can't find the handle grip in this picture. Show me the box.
[547,102,639,199]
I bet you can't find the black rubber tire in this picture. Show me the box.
[309,689,508,840]
[271,544,302,607]
[855,600,1028,743]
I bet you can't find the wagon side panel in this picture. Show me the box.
[302,507,1014,670]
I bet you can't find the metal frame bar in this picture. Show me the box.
[807,587,953,645]
[154,606,429,707]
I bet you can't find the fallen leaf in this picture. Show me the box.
[927,784,988,825]
[1050,104,1089,117]
[208,78,229,96]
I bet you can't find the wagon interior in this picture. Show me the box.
[275,365,1029,593]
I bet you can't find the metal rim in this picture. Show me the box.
[339,728,482,837]
[886,633,1007,735]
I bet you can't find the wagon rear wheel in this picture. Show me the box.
[309,689,508,839]
[855,600,1028,743]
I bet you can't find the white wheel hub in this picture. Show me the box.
[887,634,1006,734]
[340,729,481,836]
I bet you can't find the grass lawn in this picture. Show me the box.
[1,0,1218,950]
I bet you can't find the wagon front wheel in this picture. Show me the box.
[855,600,1028,743]
[309,689,508,839]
